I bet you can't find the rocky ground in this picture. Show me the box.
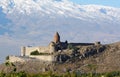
[0,42,120,74]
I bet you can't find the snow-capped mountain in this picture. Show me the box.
[0,0,120,63]
[1,0,120,19]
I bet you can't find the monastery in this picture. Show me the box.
[7,32,100,63]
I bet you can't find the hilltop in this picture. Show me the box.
[0,41,120,74]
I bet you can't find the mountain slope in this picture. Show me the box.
[0,42,120,73]
[0,0,120,63]
[0,0,120,43]
[1,0,120,21]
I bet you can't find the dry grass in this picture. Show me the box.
[0,42,120,74]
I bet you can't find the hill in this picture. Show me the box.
[0,41,120,74]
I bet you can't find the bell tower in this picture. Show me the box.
[53,32,60,43]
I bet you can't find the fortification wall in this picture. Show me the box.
[69,42,101,46]
[25,47,39,56]
[30,55,55,62]
[8,55,55,63]
[70,43,94,46]
[21,46,50,56]
[38,46,49,53]
[8,56,26,63]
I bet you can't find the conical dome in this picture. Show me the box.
[54,32,60,43]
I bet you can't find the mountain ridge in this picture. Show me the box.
[0,0,120,64]
[0,0,120,19]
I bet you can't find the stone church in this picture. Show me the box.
[8,32,100,63]
[21,32,68,56]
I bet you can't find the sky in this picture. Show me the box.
[0,0,120,63]
[70,0,120,8]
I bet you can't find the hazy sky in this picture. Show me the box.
[70,0,120,8]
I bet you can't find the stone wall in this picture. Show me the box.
[21,46,50,56]
[70,43,94,46]
[21,42,56,56]
[8,55,55,63]
[30,55,55,62]
[8,56,27,63]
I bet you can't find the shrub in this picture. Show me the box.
[30,50,50,55]
[5,62,10,66]
[0,72,6,77]
[1,71,120,77]
[6,56,9,60]
[67,44,73,50]
[30,50,40,55]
